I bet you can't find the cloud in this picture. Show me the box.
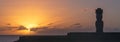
[0,23,93,35]
[47,23,54,26]
[30,23,92,35]
[17,26,28,30]
[0,25,27,31]
[30,26,49,31]
[69,23,82,28]
[0,27,12,31]
[35,27,84,35]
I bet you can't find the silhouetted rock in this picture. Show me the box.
[15,32,120,42]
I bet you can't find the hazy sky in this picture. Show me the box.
[0,0,120,35]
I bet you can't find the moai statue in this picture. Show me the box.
[95,8,103,33]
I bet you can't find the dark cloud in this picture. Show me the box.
[17,26,27,30]
[30,27,49,31]
[47,23,54,26]
[31,23,92,35]
[30,28,39,31]
[69,23,82,28]
[35,27,89,35]
[0,25,28,31]
[6,23,11,26]
[0,24,18,31]
[0,28,7,31]
[0,23,92,35]
[0,27,12,31]
[73,23,81,25]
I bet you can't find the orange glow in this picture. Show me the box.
[25,24,38,31]
[10,6,50,28]
[0,30,36,35]
[13,7,40,30]
[1,4,60,27]
[0,3,62,35]
[16,30,35,35]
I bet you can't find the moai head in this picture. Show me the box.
[96,8,103,14]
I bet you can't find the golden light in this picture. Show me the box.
[24,24,38,31]
[26,24,38,29]
[16,30,36,35]
[0,1,64,35]
[11,6,52,27]
[16,24,38,35]
[4,5,58,27]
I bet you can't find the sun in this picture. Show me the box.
[26,24,38,28]
[24,24,38,31]
[15,24,38,35]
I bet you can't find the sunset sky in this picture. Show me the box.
[0,0,120,35]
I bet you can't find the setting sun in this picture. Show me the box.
[17,30,36,35]
[25,24,38,30]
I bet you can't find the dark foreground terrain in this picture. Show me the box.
[15,32,120,42]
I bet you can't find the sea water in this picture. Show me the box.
[0,36,19,42]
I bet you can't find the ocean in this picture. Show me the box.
[0,36,19,42]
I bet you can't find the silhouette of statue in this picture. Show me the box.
[95,8,103,33]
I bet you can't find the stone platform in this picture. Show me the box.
[15,32,120,42]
